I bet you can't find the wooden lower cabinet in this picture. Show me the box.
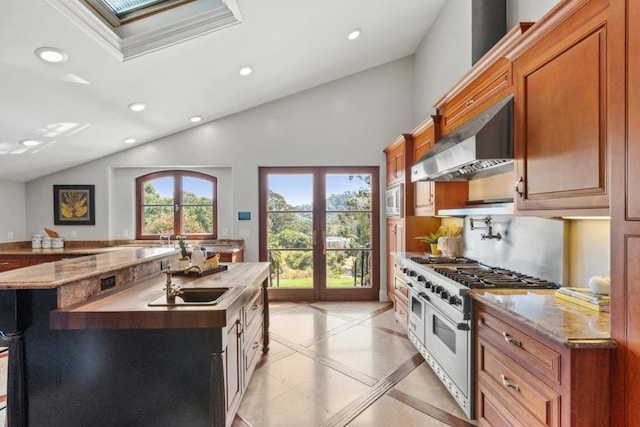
[476,303,610,426]
[222,284,265,427]
[0,255,64,271]
[391,255,408,328]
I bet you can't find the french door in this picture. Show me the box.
[259,167,379,301]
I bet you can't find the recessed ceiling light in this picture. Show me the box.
[35,47,68,63]
[239,66,253,76]
[20,139,42,147]
[123,137,136,144]
[190,115,202,123]
[128,102,147,112]
[347,29,361,40]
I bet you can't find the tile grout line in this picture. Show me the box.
[270,332,379,387]
[319,353,424,427]
[386,388,476,427]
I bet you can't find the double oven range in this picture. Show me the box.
[403,255,559,418]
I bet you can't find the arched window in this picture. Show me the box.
[135,170,217,239]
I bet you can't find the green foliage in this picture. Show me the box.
[142,181,213,235]
[267,175,372,287]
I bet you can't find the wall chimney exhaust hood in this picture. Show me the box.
[411,95,514,182]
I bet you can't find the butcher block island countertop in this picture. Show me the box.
[51,261,270,330]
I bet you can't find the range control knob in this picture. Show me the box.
[424,280,433,289]
[417,275,426,283]
[434,285,443,294]
[440,290,450,300]
[449,295,462,306]
[407,270,417,278]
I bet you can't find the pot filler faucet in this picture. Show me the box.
[163,265,202,303]
[470,216,502,241]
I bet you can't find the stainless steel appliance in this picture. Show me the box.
[411,95,514,182]
[403,255,559,418]
[385,183,403,217]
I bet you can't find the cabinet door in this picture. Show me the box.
[225,314,243,418]
[385,143,405,187]
[439,59,512,137]
[386,219,404,302]
[413,126,435,216]
[514,3,611,212]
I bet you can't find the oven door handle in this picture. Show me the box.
[424,297,470,332]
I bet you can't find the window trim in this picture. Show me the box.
[135,170,217,240]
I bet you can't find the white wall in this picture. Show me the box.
[26,57,416,271]
[0,179,26,243]
[413,1,472,123]
[413,0,561,124]
[506,0,561,29]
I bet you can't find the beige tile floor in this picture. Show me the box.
[235,301,477,427]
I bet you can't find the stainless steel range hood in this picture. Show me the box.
[411,95,514,182]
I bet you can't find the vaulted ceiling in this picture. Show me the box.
[0,0,445,182]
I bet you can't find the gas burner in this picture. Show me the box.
[433,266,559,289]
[410,256,477,265]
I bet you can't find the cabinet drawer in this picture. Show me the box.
[244,323,263,378]
[479,339,560,426]
[477,309,560,384]
[0,258,21,272]
[439,60,512,136]
[244,288,263,332]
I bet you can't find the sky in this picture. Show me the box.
[269,174,370,207]
[151,176,212,198]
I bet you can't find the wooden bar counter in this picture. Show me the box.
[0,253,270,427]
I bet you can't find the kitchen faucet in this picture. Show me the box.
[470,216,502,241]
[163,265,202,303]
[159,232,171,247]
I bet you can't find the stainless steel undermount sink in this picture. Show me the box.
[148,287,231,306]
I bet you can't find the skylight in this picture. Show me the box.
[86,0,193,26]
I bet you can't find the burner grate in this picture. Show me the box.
[433,266,559,289]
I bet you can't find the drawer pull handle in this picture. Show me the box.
[465,99,475,107]
[252,342,260,349]
[251,304,259,311]
[502,332,521,347]
[501,374,520,392]
[0,262,8,266]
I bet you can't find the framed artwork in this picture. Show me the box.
[53,185,95,225]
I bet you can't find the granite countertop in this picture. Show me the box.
[50,262,270,330]
[0,247,178,290]
[471,289,615,349]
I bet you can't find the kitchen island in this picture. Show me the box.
[0,251,269,427]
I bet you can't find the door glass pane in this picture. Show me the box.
[326,174,371,211]
[267,174,314,288]
[325,174,372,288]
[268,174,313,210]
[141,177,174,235]
[181,176,214,234]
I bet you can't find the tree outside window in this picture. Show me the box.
[136,170,217,239]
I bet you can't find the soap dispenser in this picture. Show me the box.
[191,246,205,267]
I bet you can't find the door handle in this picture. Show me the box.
[514,177,524,198]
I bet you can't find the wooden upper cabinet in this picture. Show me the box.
[411,117,468,216]
[512,0,611,213]
[438,59,512,137]
[434,23,533,137]
[384,135,410,187]
[627,0,640,219]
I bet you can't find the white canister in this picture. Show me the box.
[32,236,42,249]
[52,238,64,249]
[41,238,52,249]
[190,247,205,267]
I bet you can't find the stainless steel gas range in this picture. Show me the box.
[403,255,559,418]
